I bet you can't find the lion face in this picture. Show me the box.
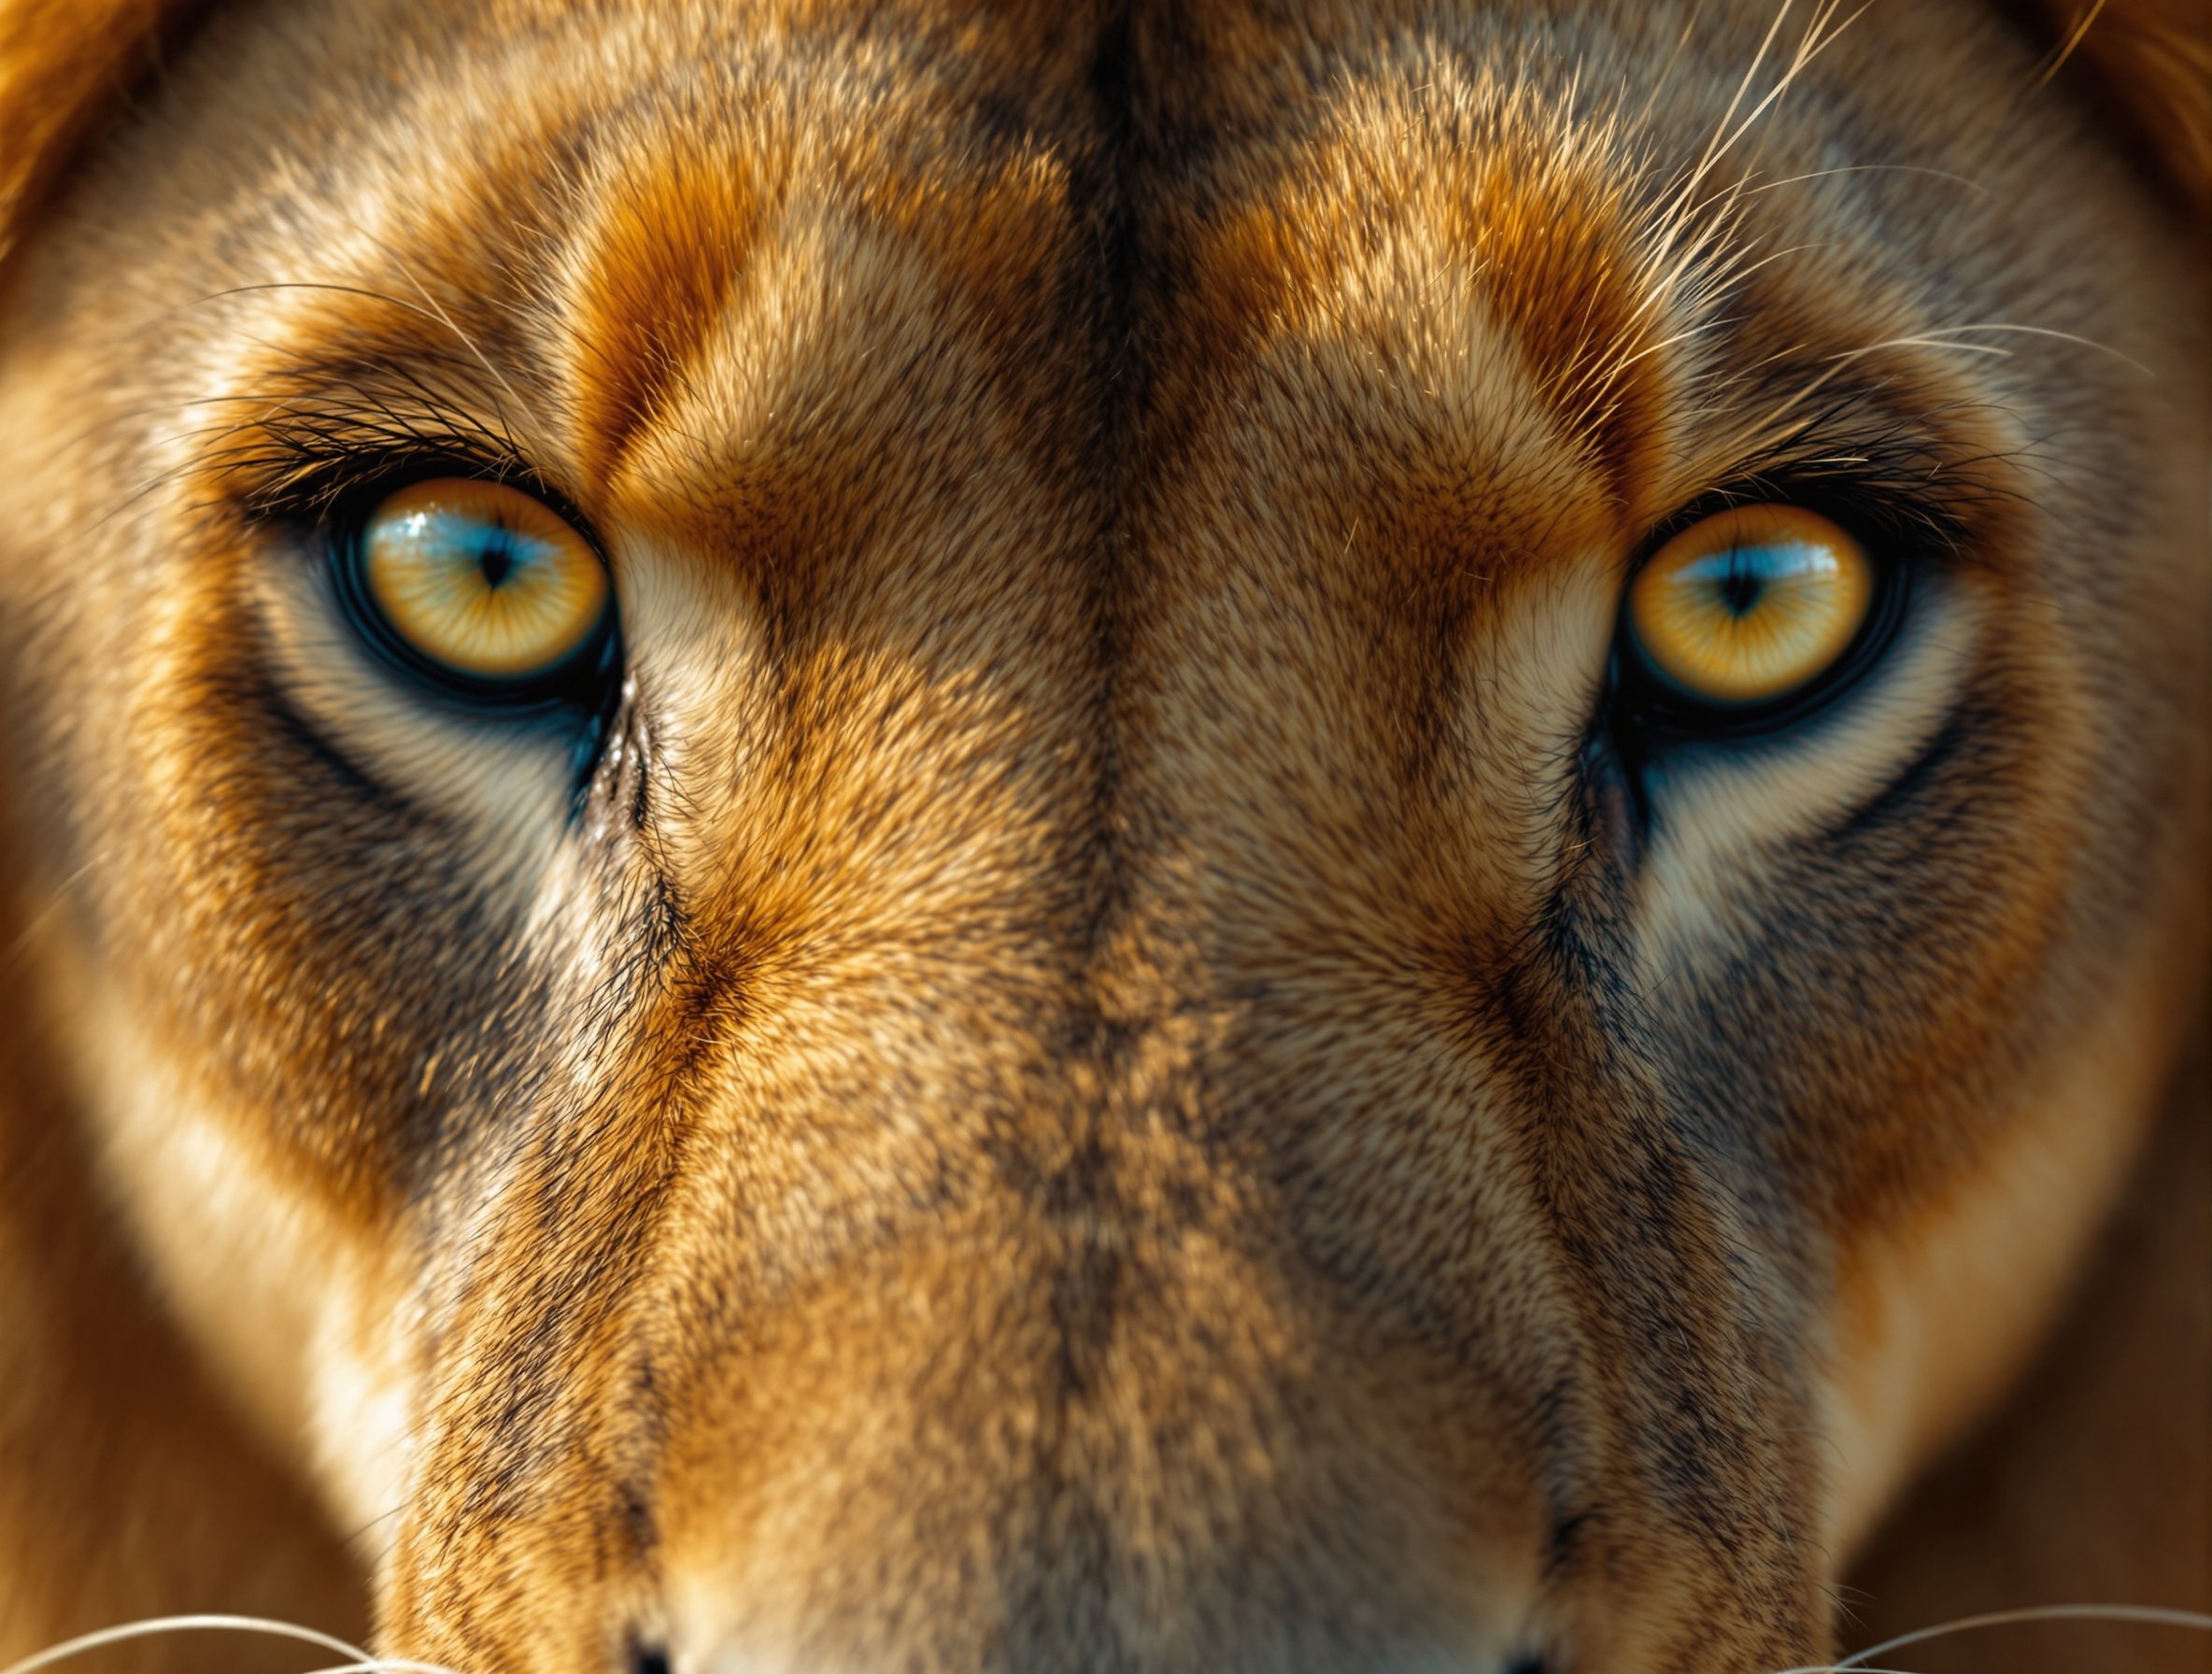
[0,1,2204,1671]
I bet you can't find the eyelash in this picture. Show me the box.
[240,438,542,526]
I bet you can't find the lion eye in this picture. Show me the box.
[351,477,610,693]
[1625,504,1874,709]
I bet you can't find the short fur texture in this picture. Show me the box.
[0,2,2205,1671]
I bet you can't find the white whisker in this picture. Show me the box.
[1767,1602,2212,1674]
[1706,0,1868,182]
[1917,320,2153,376]
[0,1613,466,1674]
[1686,0,1799,197]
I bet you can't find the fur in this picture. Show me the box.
[0,2,2205,1670]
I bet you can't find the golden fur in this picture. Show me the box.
[0,2,2205,1670]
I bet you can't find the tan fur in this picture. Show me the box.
[0,2,2205,1671]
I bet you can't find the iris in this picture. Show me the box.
[1627,504,1873,707]
[359,477,609,685]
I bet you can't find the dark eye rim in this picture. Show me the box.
[1609,482,1939,744]
[325,461,623,714]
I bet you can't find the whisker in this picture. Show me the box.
[1666,0,1870,239]
[1743,163,1992,198]
[1685,0,1800,199]
[1709,0,1866,177]
[0,1613,465,1674]
[0,843,120,984]
[2034,0,2109,88]
[1918,320,2153,376]
[381,248,543,439]
[1767,1603,2212,1674]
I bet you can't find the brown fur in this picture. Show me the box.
[2024,0,2211,214]
[0,2,2205,1671]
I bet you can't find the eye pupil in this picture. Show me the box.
[477,532,518,589]
[1717,553,1764,617]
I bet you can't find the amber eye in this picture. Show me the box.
[1626,504,1874,709]
[354,477,610,689]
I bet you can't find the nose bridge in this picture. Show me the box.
[645,1038,1559,1674]
[632,855,1827,1672]
[610,561,1586,1672]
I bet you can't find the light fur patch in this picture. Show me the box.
[1818,918,2202,1558]
[51,942,410,1539]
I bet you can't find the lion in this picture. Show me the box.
[0,1,2205,1670]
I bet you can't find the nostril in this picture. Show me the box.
[630,1645,672,1674]
[1503,1659,1549,1674]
